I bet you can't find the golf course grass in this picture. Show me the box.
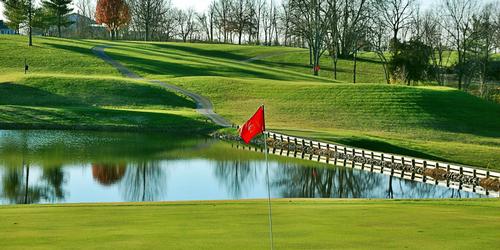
[1,35,499,168]
[0,36,214,133]
[0,199,498,249]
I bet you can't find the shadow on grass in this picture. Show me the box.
[415,89,500,138]
[0,105,218,133]
[333,137,448,162]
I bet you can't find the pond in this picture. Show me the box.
[0,130,484,205]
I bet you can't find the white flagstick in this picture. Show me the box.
[262,106,274,250]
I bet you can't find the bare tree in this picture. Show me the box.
[373,0,415,51]
[129,0,171,41]
[441,0,478,90]
[176,8,196,42]
[290,0,330,76]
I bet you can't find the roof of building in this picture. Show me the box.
[0,20,10,30]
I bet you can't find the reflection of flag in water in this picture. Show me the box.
[239,105,265,144]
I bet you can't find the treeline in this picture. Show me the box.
[2,0,500,93]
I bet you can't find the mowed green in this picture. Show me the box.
[0,36,213,132]
[101,42,500,168]
[0,199,498,249]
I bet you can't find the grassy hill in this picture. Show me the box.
[0,35,499,168]
[0,36,213,132]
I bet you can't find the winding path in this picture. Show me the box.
[92,45,231,127]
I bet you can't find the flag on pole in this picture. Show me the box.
[239,105,265,144]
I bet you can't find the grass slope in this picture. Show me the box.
[0,199,499,249]
[1,36,499,167]
[0,36,213,132]
[96,41,500,168]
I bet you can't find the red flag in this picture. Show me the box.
[239,106,265,144]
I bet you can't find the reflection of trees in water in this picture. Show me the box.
[273,164,382,198]
[1,165,66,204]
[214,160,258,199]
[391,177,479,198]
[120,161,166,202]
[42,167,67,202]
[92,164,127,186]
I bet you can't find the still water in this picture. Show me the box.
[0,130,482,204]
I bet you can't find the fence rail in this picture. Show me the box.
[263,131,499,197]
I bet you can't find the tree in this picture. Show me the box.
[290,0,330,76]
[95,0,131,40]
[1,0,27,33]
[389,39,432,85]
[373,0,415,52]
[1,0,34,46]
[42,0,73,38]
[128,0,170,41]
[176,8,196,42]
[441,0,478,90]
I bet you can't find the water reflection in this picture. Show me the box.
[0,130,486,204]
[1,165,66,204]
[214,160,258,199]
[120,161,166,202]
[92,164,127,186]
[273,163,382,198]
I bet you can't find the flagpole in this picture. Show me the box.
[263,105,274,250]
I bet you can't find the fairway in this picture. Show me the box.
[0,199,499,249]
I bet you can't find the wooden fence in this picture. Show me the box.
[260,131,499,197]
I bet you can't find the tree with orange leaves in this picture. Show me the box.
[95,0,130,40]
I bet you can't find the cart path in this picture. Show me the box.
[92,45,231,127]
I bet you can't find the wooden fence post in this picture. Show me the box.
[423,161,427,183]
[411,159,415,180]
[361,150,365,170]
[400,157,405,178]
[334,145,338,165]
[435,163,440,185]
[343,147,347,167]
[352,149,356,168]
[446,165,450,187]
[390,155,395,176]
[326,144,330,164]
[381,154,385,173]
[370,152,374,172]
[459,166,463,190]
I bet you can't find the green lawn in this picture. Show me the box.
[0,199,498,249]
[0,36,214,132]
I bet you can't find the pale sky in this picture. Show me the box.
[0,0,438,24]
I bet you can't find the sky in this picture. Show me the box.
[0,0,437,23]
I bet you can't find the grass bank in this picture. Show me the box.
[0,36,214,132]
[0,199,498,249]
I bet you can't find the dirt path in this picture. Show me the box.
[92,45,231,127]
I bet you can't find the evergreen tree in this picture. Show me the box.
[1,0,27,33]
[42,0,73,37]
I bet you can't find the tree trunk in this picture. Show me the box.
[28,0,32,46]
[24,165,30,204]
[353,49,357,83]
